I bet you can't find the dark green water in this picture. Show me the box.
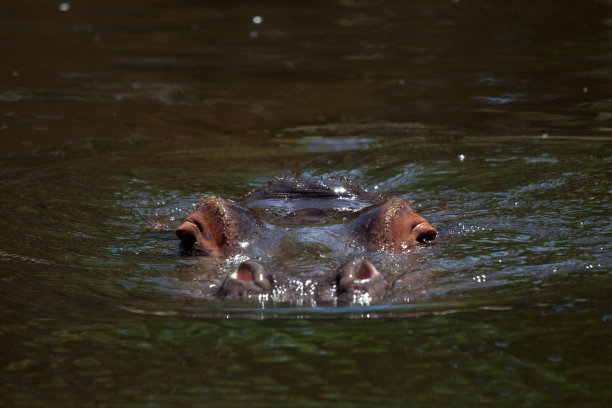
[1,0,611,406]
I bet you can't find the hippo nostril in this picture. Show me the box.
[234,261,273,290]
[335,258,388,302]
[222,261,273,299]
[416,229,437,244]
[355,260,379,280]
[337,259,379,287]
[231,267,254,282]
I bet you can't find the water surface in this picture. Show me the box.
[1,0,611,406]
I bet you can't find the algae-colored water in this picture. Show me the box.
[1,1,610,406]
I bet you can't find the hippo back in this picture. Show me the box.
[241,178,378,225]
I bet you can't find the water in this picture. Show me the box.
[1,0,611,406]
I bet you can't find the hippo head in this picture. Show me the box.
[175,178,438,304]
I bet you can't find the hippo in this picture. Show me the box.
[176,177,437,304]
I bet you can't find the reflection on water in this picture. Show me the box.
[299,136,374,152]
[1,126,609,406]
[1,0,611,406]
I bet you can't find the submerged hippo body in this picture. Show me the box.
[176,178,437,304]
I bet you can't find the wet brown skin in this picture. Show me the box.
[347,198,438,249]
[176,178,437,303]
[175,196,260,257]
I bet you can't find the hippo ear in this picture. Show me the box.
[412,222,438,244]
[176,218,224,256]
[176,196,259,256]
[351,199,437,249]
[385,203,437,246]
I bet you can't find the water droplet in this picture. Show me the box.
[458,154,465,162]
[58,2,70,11]
[252,15,263,24]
